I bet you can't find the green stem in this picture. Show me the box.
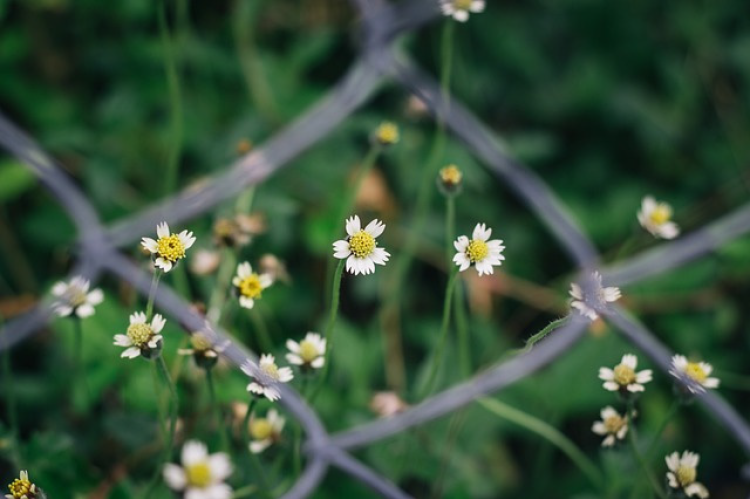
[73,318,89,409]
[310,260,345,402]
[205,368,230,451]
[627,402,667,499]
[479,397,605,491]
[232,485,259,499]
[157,356,178,463]
[454,278,471,377]
[208,248,237,323]
[421,271,459,397]
[145,270,162,321]
[158,0,184,196]
[250,309,273,354]
[439,20,455,123]
[644,401,680,461]
[236,186,256,215]
[1,317,21,466]
[242,398,270,495]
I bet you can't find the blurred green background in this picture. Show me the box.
[1,0,750,497]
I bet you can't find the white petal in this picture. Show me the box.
[665,452,680,472]
[598,367,614,381]
[121,347,141,359]
[151,314,166,333]
[239,296,255,309]
[156,222,170,239]
[286,354,303,365]
[179,230,196,249]
[203,484,233,499]
[113,335,133,346]
[278,367,294,382]
[345,215,361,236]
[286,339,300,353]
[569,283,583,300]
[76,304,95,318]
[87,288,104,305]
[259,274,273,288]
[364,219,385,238]
[163,463,186,490]
[237,262,252,279]
[621,354,638,369]
[602,381,619,391]
[453,235,469,252]
[208,452,233,481]
[250,440,271,454]
[55,305,73,317]
[264,386,281,401]
[311,357,325,368]
[470,0,485,12]
[453,9,469,22]
[591,422,607,435]
[155,258,173,272]
[472,223,489,241]
[370,248,390,265]
[142,238,158,253]
[52,281,68,297]
[181,440,208,466]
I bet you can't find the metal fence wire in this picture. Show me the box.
[2,0,750,497]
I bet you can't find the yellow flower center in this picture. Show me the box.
[685,362,707,384]
[454,0,473,9]
[190,334,212,352]
[676,464,697,486]
[8,478,33,498]
[649,205,671,225]
[465,239,489,263]
[250,419,273,440]
[185,462,212,488]
[238,274,263,299]
[67,287,88,307]
[375,123,399,145]
[603,414,625,434]
[156,234,186,262]
[127,323,153,347]
[349,230,376,258]
[262,362,280,380]
[299,340,320,363]
[439,165,462,187]
[613,364,636,385]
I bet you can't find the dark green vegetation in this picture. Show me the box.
[1,0,750,497]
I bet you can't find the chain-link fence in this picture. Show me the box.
[2,0,750,497]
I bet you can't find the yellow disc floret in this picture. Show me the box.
[649,204,672,225]
[262,362,280,380]
[250,419,273,440]
[465,239,489,263]
[185,462,212,488]
[237,274,263,299]
[684,362,707,384]
[190,334,212,352]
[127,323,153,347]
[676,464,697,486]
[156,234,186,262]
[613,364,636,385]
[299,340,320,363]
[7,475,34,499]
[439,165,463,187]
[374,122,399,145]
[604,414,626,434]
[454,0,473,9]
[349,231,376,258]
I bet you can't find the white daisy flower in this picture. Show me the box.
[286,332,326,370]
[141,221,196,273]
[248,409,285,454]
[591,406,629,447]
[113,312,166,360]
[51,276,103,319]
[599,354,653,393]
[669,355,720,394]
[666,450,709,498]
[637,196,680,239]
[241,354,294,402]
[178,329,229,370]
[332,215,391,276]
[5,470,43,499]
[453,223,505,276]
[163,440,233,499]
[569,271,621,321]
[439,0,485,22]
[232,262,273,310]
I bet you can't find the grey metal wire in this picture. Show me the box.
[2,0,750,497]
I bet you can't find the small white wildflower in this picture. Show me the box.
[286,332,326,370]
[666,451,709,498]
[51,276,103,318]
[370,391,409,418]
[591,406,629,447]
[241,354,294,402]
[113,312,166,359]
[6,470,43,499]
[569,271,620,321]
[332,215,390,276]
[439,0,485,22]
[599,354,652,393]
[669,355,720,394]
[248,409,285,454]
[453,223,505,276]
[190,249,221,275]
[141,221,196,273]
[232,262,273,310]
[163,440,233,499]
[637,196,680,239]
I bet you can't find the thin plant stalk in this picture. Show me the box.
[156,356,178,462]
[242,398,270,495]
[627,402,667,499]
[444,194,471,377]
[309,260,345,402]
[205,368,230,450]
[73,317,90,409]
[421,270,459,398]
[250,309,273,354]
[645,400,680,460]
[1,317,21,467]
[145,270,163,321]
[208,248,238,323]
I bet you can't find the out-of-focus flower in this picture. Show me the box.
[232,262,273,310]
[51,276,103,318]
[453,223,505,276]
[178,330,228,370]
[669,355,719,394]
[6,470,44,499]
[241,354,294,402]
[113,312,165,360]
[333,215,390,275]
[665,451,709,498]
[249,409,285,454]
[372,122,399,146]
[591,406,629,447]
[258,254,290,284]
[599,354,652,394]
[440,0,485,22]
[163,440,233,499]
[638,196,679,239]
[141,222,196,272]
[370,391,409,418]
[286,332,326,370]
[190,249,221,276]
[569,271,620,321]
[438,165,463,195]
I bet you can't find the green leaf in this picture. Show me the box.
[0,160,36,202]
